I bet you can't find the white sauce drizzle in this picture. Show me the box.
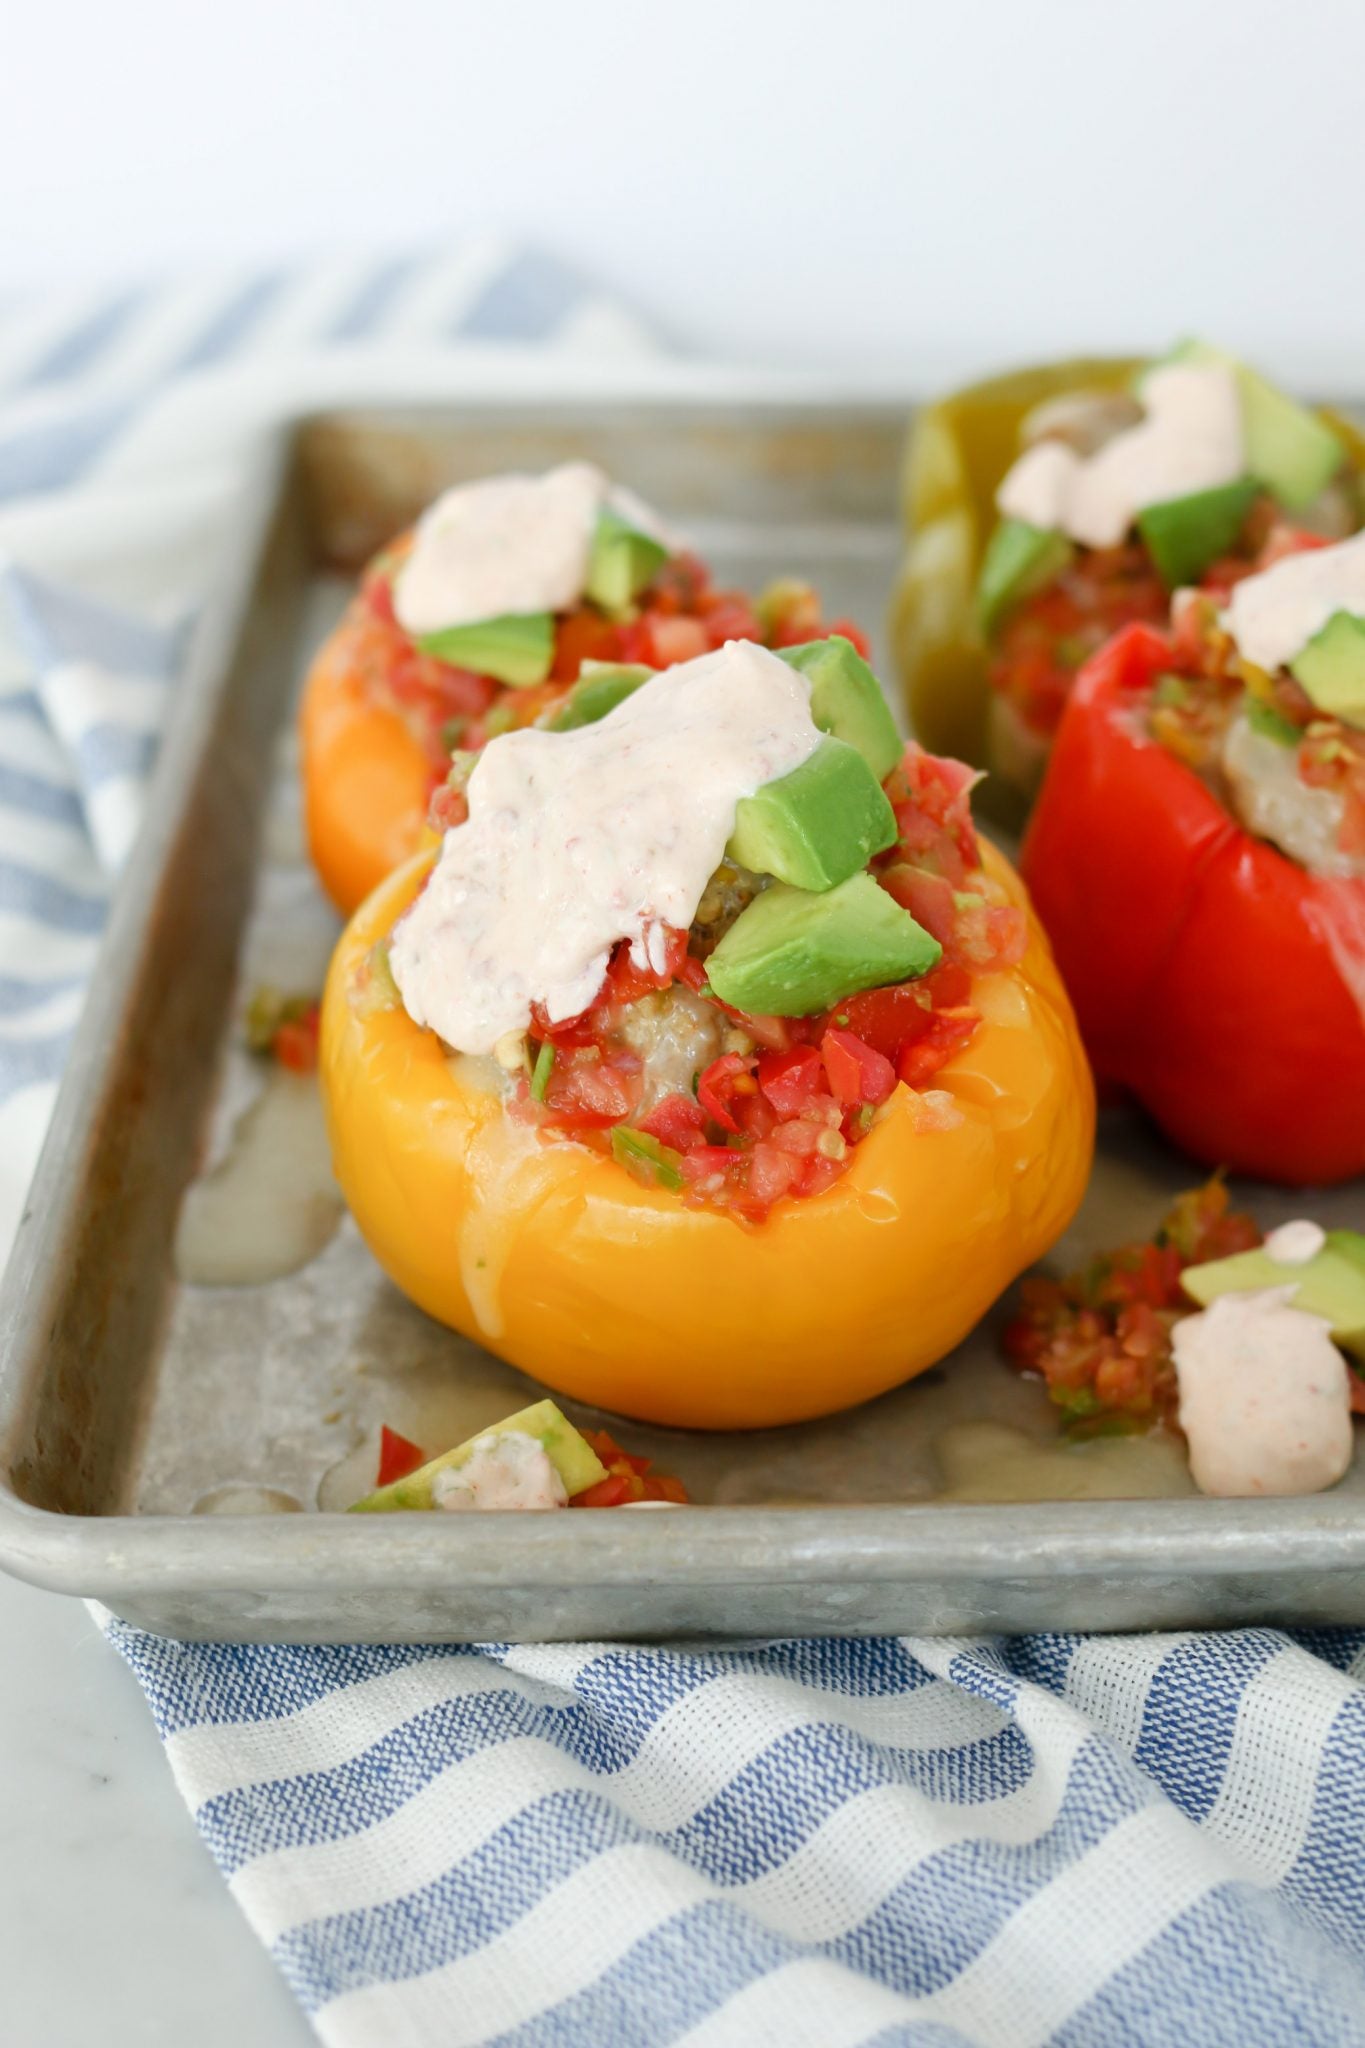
[1173,1287,1352,1497]
[393,462,675,635]
[996,362,1244,549]
[430,1430,568,1511]
[1221,528,1365,673]
[390,641,822,1054]
[1264,1219,1327,1266]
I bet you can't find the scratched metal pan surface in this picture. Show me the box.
[0,391,1363,1644]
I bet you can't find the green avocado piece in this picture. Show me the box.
[727,736,897,893]
[1137,478,1259,589]
[1290,611,1365,728]
[1181,1230,1365,1363]
[544,661,654,731]
[777,637,903,780]
[349,1399,606,1512]
[416,612,555,688]
[584,508,669,614]
[706,872,940,1017]
[976,518,1074,640]
[1166,339,1345,513]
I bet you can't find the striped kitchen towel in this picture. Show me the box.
[102,1622,1365,2046]
[6,255,1365,2047]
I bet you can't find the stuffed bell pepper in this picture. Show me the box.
[891,344,1365,821]
[321,634,1093,1431]
[1022,526,1365,1185]
[302,460,866,913]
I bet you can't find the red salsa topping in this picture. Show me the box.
[349,535,868,790]
[506,742,1026,1224]
[1002,1179,1262,1429]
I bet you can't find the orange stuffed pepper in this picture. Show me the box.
[321,634,1093,1431]
[302,461,867,913]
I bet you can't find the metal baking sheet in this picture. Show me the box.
[0,390,1362,1643]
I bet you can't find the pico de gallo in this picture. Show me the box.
[354,538,865,781]
[407,721,1026,1225]
[1003,1179,1261,1429]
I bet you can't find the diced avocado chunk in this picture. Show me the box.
[544,661,654,731]
[1167,339,1345,512]
[777,637,903,780]
[1137,478,1259,590]
[976,518,1073,640]
[349,1399,606,1512]
[1290,611,1365,728]
[706,872,940,1017]
[1181,1229,1365,1363]
[727,736,897,892]
[585,508,669,614]
[416,612,555,688]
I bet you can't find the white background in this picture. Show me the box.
[4,0,1364,389]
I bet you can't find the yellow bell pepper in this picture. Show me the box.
[320,842,1095,1432]
[889,356,1365,827]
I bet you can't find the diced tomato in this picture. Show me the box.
[757,1045,824,1116]
[696,1052,751,1132]
[542,1050,643,1128]
[821,1028,896,1106]
[921,962,973,1010]
[363,572,398,628]
[825,617,871,659]
[645,615,711,667]
[747,1141,801,1207]
[598,928,689,1009]
[896,1011,979,1086]
[551,606,623,682]
[573,1472,636,1508]
[702,595,763,645]
[376,1425,426,1488]
[679,1143,740,1182]
[638,1092,707,1152]
[879,863,958,946]
[823,983,931,1058]
[274,1006,321,1073]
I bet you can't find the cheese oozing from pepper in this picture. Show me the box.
[1172,1286,1352,1497]
[390,640,823,1054]
[430,1430,568,1511]
[996,362,1244,550]
[1221,528,1365,673]
[393,462,675,636]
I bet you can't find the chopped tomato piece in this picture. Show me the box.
[696,1052,751,1133]
[551,606,623,682]
[376,1425,426,1488]
[821,1028,896,1106]
[638,1092,707,1152]
[757,1045,824,1116]
[896,1011,979,1086]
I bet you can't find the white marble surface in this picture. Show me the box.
[0,1572,311,2046]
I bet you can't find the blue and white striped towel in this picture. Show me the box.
[4,255,1365,2047]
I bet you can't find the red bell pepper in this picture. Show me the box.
[1021,622,1365,1185]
